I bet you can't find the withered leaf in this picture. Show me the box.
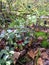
[41,52,48,60]
[37,58,43,65]
[12,52,20,64]
[27,50,35,59]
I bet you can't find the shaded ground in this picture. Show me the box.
[0,25,49,65]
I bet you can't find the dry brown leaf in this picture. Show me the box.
[27,49,38,59]
[35,28,40,32]
[37,58,43,65]
[27,50,35,59]
[41,52,48,59]
[12,52,20,64]
[39,48,46,52]
[14,52,20,59]
[34,49,38,55]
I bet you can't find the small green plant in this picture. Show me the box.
[41,40,49,48]
[0,49,14,65]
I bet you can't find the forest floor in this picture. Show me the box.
[0,25,49,65]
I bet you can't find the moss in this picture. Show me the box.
[41,40,49,48]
